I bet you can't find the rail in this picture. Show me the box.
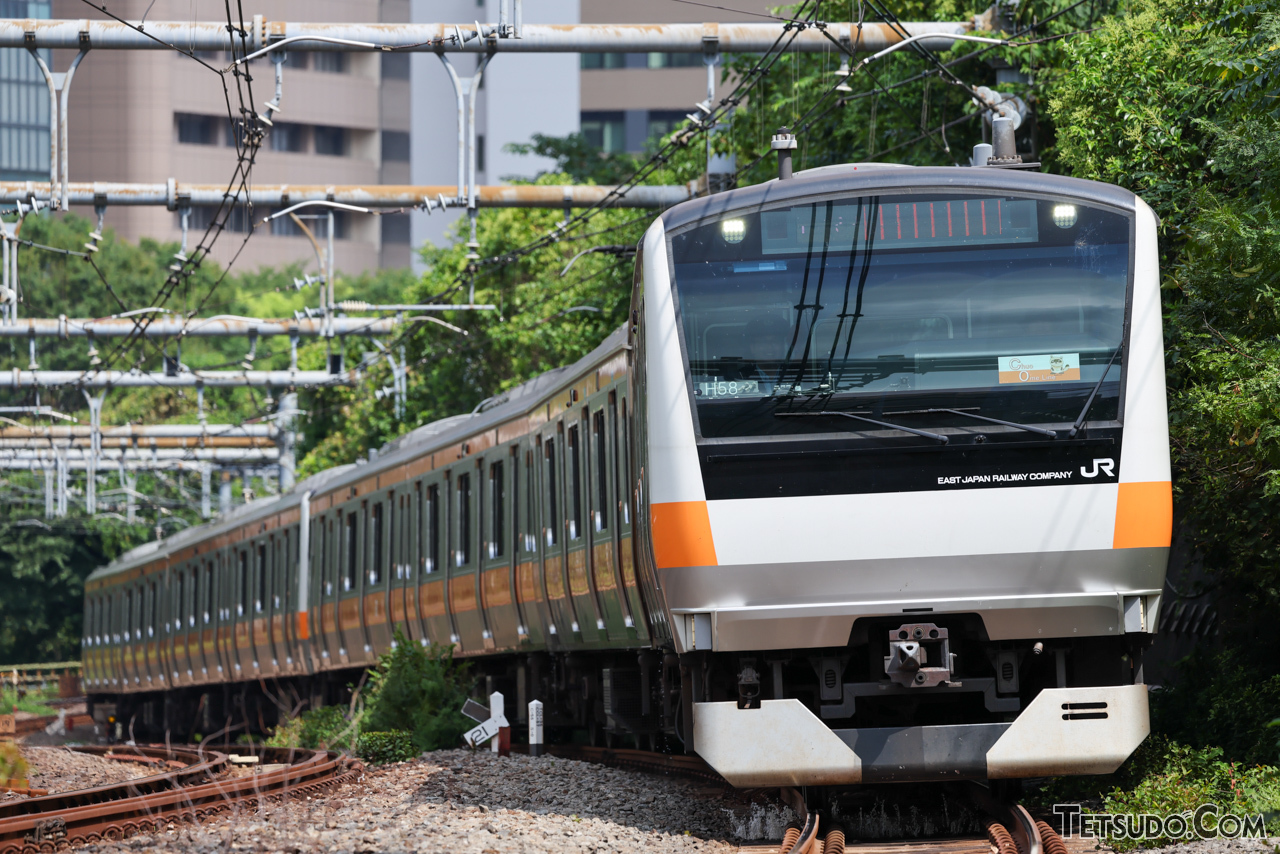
[0,745,361,853]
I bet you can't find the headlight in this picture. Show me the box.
[1052,204,1078,228]
[721,218,747,243]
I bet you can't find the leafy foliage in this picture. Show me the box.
[1046,0,1280,759]
[0,744,28,784]
[356,731,416,764]
[361,630,473,753]
[502,133,641,184]
[265,704,361,752]
[1031,736,1280,849]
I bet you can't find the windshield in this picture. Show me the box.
[669,190,1131,441]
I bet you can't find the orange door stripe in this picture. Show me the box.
[651,501,718,569]
[1113,481,1173,549]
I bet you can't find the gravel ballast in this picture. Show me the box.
[72,748,793,854]
[5,747,154,798]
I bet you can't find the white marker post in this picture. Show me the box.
[489,691,508,755]
[528,699,544,756]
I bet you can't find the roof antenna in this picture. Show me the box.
[772,127,797,180]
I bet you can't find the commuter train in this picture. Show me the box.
[83,162,1170,787]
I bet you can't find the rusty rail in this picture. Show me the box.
[0,746,361,853]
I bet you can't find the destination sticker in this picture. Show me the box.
[997,353,1080,384]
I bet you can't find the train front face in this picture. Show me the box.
[635,167,1169,787]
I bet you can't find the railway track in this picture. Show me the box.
[532,744,1075,854]
[0,745,361,853]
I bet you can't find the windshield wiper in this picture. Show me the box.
[890,408,1058,439]
[1069,344,1123,438]
[776,410,949,444]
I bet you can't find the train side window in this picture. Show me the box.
[544,439,558,546]
[345,512,358,591]
[371,502,383,585]
[425,484,439,572]
[456,473,472,566]
[620,397,632,524]
[568,424,583,540]
[489,460,505,559]
[173,573,183,633]
[322,520,333,596]
[189,568,197,627]
[279,531,288,609]
[148,582,157,638]
[203,564,212,623]
[524,449,536,552]
[593,409,608,533]
[256,545,267,612]
[238,552,248,616]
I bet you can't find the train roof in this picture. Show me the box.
[87,324,629,584]
[660,165,1138,233]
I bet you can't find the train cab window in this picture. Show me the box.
[568,424,583,540]
[345,513,358,591]
[669,193,1131,439]
[593,410,608,532]
[544,439,558,546]
[238,551,248,616]
[424,484,439,573]
[488,461,505,559]
[256,545,266,612]
[456,473,472,566]
[371,502,383,585]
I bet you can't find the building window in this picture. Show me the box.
[647,52,703,69]
[269,210,303,237]
[647,111,688,144]
[313,52,347,73]
[382,130,410,162]
[580,53,626,70]
[314,125,347,156]
[177,204,252,234]
[176,113,220,145]
[382,52,410,80]
[270,122,306,152]
[283,51,308,69]
[382,214,411,244]
[476,134,486,173]
[581,112,626,153]
[0,25,52,180]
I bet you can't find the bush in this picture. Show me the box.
[362,630,473,753]
[357,731,416,764]
[1031,736,1280,850]
[266,704,361,752]
[0,744,27,783]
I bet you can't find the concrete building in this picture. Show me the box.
[3,1,765,272]
[0,0,51,181]
[46,0,412,274]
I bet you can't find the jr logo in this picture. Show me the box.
[1080,458,1116,478]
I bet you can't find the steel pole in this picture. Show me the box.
[0,20,976,53]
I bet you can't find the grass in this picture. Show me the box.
[0,684,61,716]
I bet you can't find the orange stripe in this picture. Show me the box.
[1113,481,1173,549]
[296,611,309,640]
[651,501,718,569]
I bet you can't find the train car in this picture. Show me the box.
[84,157,1169,790]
